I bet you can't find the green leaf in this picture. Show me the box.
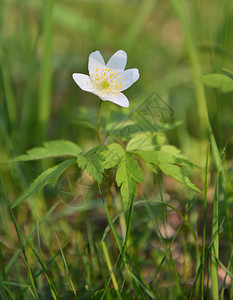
[11,159,76,208]
[200,73,233,93]
[116,153,144,210]
[135,150,200,192]
[126,132,166,151]
[101,143,125,169]
[156,162,201,192]
[6,140,82,162]
[133,150,188,165]
[160,145,199,167]
[77,152,104,183]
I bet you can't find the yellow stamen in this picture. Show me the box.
[100,80,110,90]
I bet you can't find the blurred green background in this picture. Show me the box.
[0,0,233,298]
[1,0,232,156]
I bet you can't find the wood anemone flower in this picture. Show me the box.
[72,50,139,107]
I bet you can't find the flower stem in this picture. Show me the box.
[97,100,103,144]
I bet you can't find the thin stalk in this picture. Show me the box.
[29,243,58,300]
[98,183,122,251]
[211,143,227,299]
[99,184,156,298]
[122,195,134,262]
[183,204,188,285]
[101,241,122,300]
[97,100,103,144]
[0,171,39,300]
[38,0,54,142]
[107,185,118,258]
[201,145,210,299]
[55,234,76,296]
[220,250,233,299]
[211,171,219,300]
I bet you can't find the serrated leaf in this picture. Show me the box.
[116,153,144,210]
[77,152,104,183]
[85,145,106,156]
[101,143,125,169]
[11,159,76,208]
[135,150,200,192]
[126,132,166,152]
[156,162,200,192]
[133,150,187,165]
[160,145,199,167]
[200,74,233,93]
[6,140,82,163]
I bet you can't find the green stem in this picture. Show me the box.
[97,100,103,144]
[101,241,122,300]
[211,171,219,300]
[183,204,188,286]
[98,183,122,250]
[38,0,54,143]
[122,191,135,263]
[201,145,210,299]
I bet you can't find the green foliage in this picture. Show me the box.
[133,150,187,165]
[77,152,105,184]
[6,134,199,211]
[6,140,82,162]
[11,159,76,209]
[200,70,233,93]
[133,150,200,192]
[101,143,125,169]
[155,162,200,192]
[126,132,166,151]
[116,152,144,210]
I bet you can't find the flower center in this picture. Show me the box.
[100,80,110,90]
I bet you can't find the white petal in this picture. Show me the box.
[88,50,105,76]
[116,68,139,91]
[99,92,129,107]
[106,50,127,72]
[72,73,94,92]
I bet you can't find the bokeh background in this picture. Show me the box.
[1,0,232,153]
[0,0,232,299]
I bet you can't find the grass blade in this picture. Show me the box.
[211,168,219,300]
[55,233,76,296]
[201,145,210,299]
[5,201,60,274]
[29,240,58,300]
[101,241,122,300]
[38,0,54,142]
[211,142,228,300]
[0,170,39,300]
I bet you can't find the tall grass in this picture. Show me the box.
[0,0,232,299]
[38,0,54,143]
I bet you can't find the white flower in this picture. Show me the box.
[72,50,139,107]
